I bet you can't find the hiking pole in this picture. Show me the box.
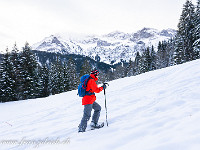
[103,83,109,126]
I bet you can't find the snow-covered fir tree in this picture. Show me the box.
[20,42,39,100]
[66,57,78,90]
[39,64,50,97]
[0,49,16,102]
[134,51,141,75]
[175,0,196,63]
[150,46,157,70]
[193,0,200,59]
[50,59,61,95]
[113,62,127,79]
[79,59,91,77]
[9,44,21,100]
[157,41,168,69]
[142,47,152,72]
[166,39,176,66]
[63,61,70,92]
[127,58,134,77]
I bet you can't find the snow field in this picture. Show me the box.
[0,59,200,150]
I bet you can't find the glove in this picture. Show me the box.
[101,84,107,90]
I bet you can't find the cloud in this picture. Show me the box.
[0,0,197,51]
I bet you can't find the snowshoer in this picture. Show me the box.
[78,69,106,132]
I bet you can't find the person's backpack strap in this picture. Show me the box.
[85,76,94,96]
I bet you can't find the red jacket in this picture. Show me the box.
[82,74,103,105]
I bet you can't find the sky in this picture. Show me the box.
[0,0,198,52]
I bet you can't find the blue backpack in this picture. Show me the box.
[78,74,94,97]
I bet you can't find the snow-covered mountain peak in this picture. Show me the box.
[32,34,84,55]
[32,28,176,64]
[130,28,175,42]
[160,28,177,37]
[103,30,131,40]
[138,27,159,33]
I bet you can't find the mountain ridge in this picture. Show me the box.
[32,28,176,64]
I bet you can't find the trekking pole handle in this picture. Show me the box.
[103,83,109,94]
[103,82,109,86]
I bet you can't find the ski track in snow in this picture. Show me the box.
[0,59,200,150]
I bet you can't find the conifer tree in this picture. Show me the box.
[0,49,15,102]
[127,58,134,77]
[57,58,64,93]
[143,47,152,72]
[114,63,126,79]
[50,55,64,94]
[0,63,3,102]
[150,45,157,70]
[166,39,175,66]
[174,35,185,64]
[134,51,141,75]
[40,64,50,97]
[157,41,168,68]
[175,0,196,62]
[63,61,70,91]
[79,59,91,77]
[10,44,20,100]
[21,42,38,99]
[67,57,78,90]
[193,0,200,59]
[49,62,56,95]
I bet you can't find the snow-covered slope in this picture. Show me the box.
[1,59,200,150]
[32,28,176,64]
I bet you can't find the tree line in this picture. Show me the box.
[0,0,199,102]
[0,43,114,102]
[0,43,89,102]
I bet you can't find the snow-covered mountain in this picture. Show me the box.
[32,28,176,64]
[1,59,200,150]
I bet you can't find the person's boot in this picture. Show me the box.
[78,125,85,133]
[90,121,104,129]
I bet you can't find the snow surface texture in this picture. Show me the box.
[1,59,200,150]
